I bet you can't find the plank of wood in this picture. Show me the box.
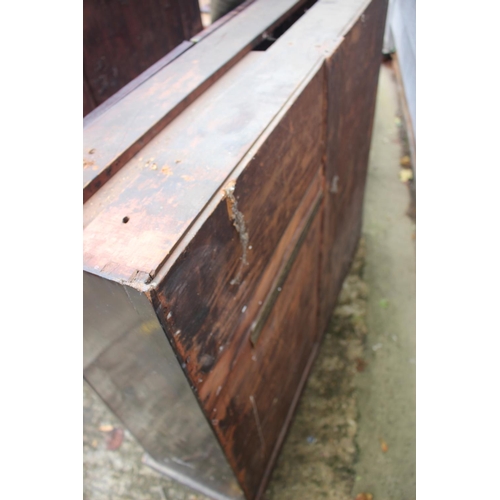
[150,182,323,499]
[82,0,312,202]
[244,174,323,348]
[83,1,260,126]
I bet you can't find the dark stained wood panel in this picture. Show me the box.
[151,166,324,411]
[148,72,325,396]
[83,0,202,109]
[83,71,96,117]
[319,0,388,333]
[83,40,194,128]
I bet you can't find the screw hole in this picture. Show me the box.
[122,216,129,224]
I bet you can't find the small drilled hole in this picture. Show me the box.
[122,216,129,224]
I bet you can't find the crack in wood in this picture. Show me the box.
[224,182,250,285]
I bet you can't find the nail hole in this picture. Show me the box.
[122,216,129,223]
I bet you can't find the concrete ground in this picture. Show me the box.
[83,61,416,500]
[351,61,416,499]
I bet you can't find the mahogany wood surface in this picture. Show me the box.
[208,210,322,497]
[319,0,389,334]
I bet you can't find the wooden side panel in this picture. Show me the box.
[149,69,324,397]
[83,0,202,107]
[319,0,388,333]
[82,52,329,284]
[211,209,322,499]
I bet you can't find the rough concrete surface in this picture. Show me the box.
[83,61,416,500]
[351,62,416,499]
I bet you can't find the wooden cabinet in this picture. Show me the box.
[83,1,388,499]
